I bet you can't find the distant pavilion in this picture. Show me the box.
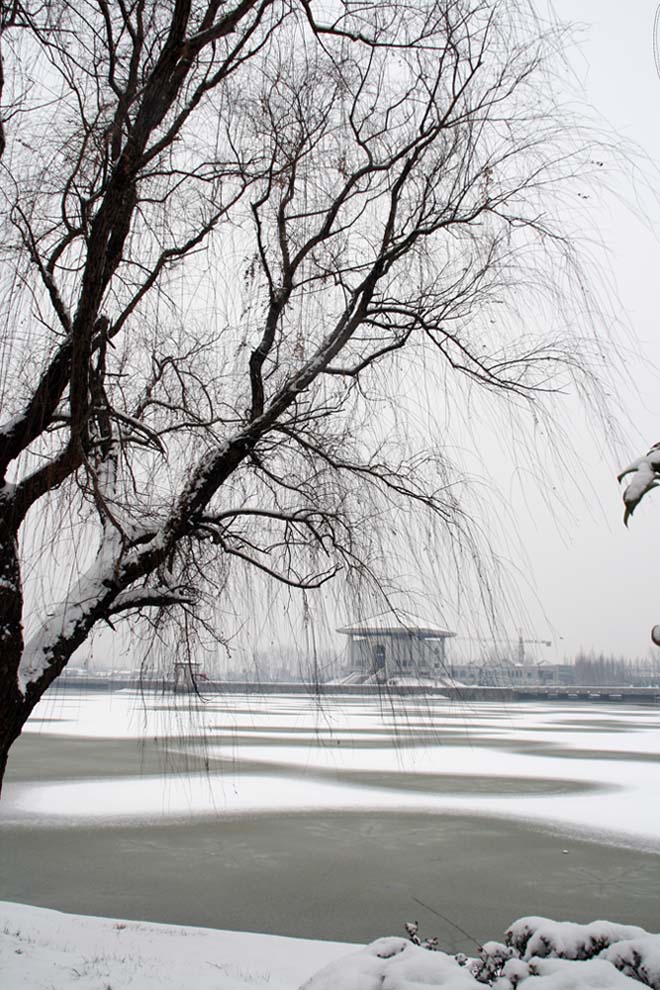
[336,616,456,682]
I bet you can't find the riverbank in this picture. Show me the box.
[3,901,660,990]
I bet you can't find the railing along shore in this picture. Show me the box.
[53,677,660,703]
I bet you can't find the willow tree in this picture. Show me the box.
[0,0,603,785]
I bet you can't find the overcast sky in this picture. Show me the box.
[488,0,660,662]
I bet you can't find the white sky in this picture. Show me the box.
[491,0,660,661]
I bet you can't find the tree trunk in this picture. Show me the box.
[0,526,28,794]
[0,680,28,794]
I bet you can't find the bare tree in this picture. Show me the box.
[0,0,605,786]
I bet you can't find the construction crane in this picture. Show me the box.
[516,632,551,664]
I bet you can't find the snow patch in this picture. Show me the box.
[0,900,350,990]
[517,957,643,988]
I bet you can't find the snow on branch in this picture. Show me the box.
[18,567,115,694]
[618,443,660,525]
[16,529,187,694]
[107,585,195,615]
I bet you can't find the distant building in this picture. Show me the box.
[449,658,574,687]
[337,617,455,682]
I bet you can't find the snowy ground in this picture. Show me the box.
[2,902,660,990]
[0,900,351,990]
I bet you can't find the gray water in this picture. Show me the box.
[1,692,659,949]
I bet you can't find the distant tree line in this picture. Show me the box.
[573,652,660,687]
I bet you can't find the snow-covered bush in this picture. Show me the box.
[516,956,644,988]
[300,918,660,990]
[603,937,660,990]
[405,920,440,951]
[469,941,516,984]
[298,937,484,990]
[505,918,647,961]
[494,956,531,989]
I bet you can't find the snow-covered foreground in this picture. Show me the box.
[0,901,350,989]
[3,902,660,990]
[303,916,660,990]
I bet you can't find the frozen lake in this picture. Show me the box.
[1,691,659,948]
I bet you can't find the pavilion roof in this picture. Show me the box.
[337,615,455,639]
